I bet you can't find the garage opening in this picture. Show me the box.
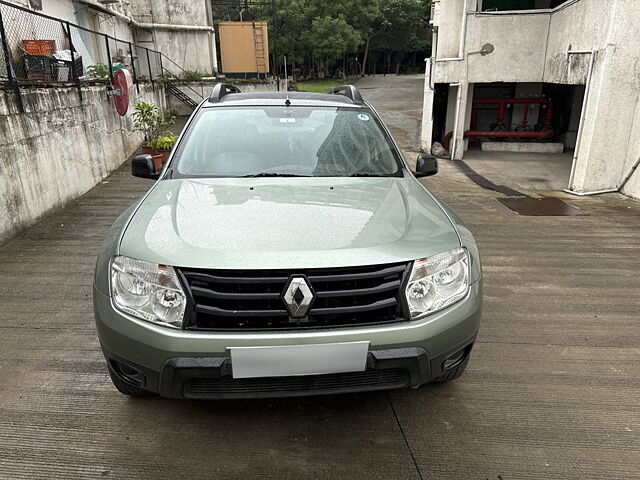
[432,81,585,192]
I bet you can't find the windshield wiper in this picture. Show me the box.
[348,173,386,177]
[240,173,311,178]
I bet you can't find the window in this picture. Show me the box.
[172,107,401,178]
[481,0,569,12]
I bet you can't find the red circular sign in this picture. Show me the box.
[113,68,132,116]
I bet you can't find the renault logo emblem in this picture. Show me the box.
[282,276,315,318]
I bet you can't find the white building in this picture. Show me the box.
[421,0,640,198]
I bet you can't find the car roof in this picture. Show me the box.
[201,91,366,109]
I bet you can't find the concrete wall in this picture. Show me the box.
[559,0,640,197]
[0,84,165,245]
[129,0,215,73]
[434,0,594,85]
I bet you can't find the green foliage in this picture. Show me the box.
[213,0,431,77]
[149,132,178,151]
[86,64,110,80]
[132,102,177,147]
[297,78,356,93]
[178,70,204,82]
[302,16,362,64]
[163,108,178,126]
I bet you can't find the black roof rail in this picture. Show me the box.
[209,83,241,103]
[327,85,364,105]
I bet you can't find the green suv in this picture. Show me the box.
[93,84,482,398]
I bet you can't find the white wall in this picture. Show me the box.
[566,0,640,196]
[0,85,165,245]
[129,0,214,73]
[425,0,640,199]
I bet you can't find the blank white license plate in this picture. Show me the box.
[229,342,370,379]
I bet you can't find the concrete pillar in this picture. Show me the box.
[210,31,219,74]
[451,82,472,160]
[420,59,434,153]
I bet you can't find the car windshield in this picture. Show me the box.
[172,106,401,177]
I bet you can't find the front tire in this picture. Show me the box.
[107,362,151,396]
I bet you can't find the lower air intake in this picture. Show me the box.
[184,369,410,399]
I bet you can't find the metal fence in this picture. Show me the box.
[0,0,180,110]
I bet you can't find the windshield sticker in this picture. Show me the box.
[357,113,370,121]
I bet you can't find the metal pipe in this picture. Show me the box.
[429,26,438,89]
[619,155,640,190]
[458,0,468,60]
[564,154,640,196]
[129,41,140,94]
[472,97,552,105]
[450,82,462,160]
[135,22,214,32]
[563,188,618,196]
[75,0,214,32]
[566,50,595,189]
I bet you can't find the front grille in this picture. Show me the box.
[178,262,410,331]
[184,369,410,398]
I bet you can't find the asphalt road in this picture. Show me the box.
[1,75,639,479]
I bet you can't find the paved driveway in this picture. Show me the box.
[0,75,639,479]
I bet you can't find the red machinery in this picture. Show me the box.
[444,97,554,152]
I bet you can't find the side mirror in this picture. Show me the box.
[131,154,159,180]
[414,154,438,178]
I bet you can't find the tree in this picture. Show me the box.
[366,0,431,75]
[301,15,362,76]
[216,0,430,78]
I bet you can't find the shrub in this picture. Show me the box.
[149,132,178,151]
[86,64,110,80]
[178,70,204,82]
[132,102,177,149]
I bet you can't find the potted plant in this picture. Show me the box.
[132,103,177,171]
[149,132,179,158]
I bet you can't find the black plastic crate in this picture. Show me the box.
[23,54,57,83]
[55,57,83,81]
[23,54,57,74]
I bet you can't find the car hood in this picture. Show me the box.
[119,177,459,269]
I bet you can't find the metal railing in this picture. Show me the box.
[0,0,194,111]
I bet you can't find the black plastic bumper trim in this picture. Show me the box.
[158,347,432,399]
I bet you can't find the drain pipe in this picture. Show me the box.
[565,49,595,192]
[77,0,214,32]
[450,82,462,160]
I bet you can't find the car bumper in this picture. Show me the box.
[94,280,482,398]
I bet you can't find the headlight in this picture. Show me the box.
[110,256,186,329]
[405,247,469,319]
